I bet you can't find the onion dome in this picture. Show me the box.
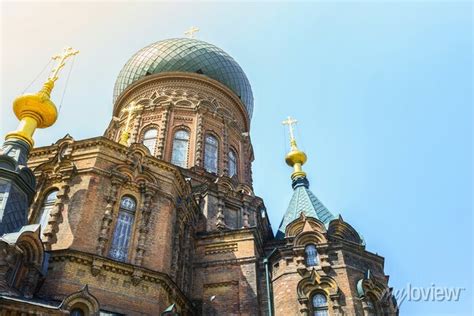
[113,38,254,118]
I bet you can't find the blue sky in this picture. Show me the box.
[1,2,472,315]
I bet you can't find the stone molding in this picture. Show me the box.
[60,285,100,315]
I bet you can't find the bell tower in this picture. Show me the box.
[267,117,399,316]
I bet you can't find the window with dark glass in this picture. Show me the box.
[312,293,328,316]
[305,244,318,266]
[108,196,136,262]
[70,308,85,316]
[228,148,237,177]
[38,190,58,231]
[204,135,219,173]
[142,128,158,154]
[171,130,190,168]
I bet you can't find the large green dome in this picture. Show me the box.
[113,38,254,117]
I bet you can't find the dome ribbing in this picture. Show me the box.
[113,38,254,117]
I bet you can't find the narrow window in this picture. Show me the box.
[6,258,21,288]
[142,128,158,155]
[228,148,237,177]
[171,130,190,168]
[108,196,136,262]
[305,244,318,266]
[38,190,58,231]
[204,135,218,173]
[312,293,328,316]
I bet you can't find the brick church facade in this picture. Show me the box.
[0,38,399,315]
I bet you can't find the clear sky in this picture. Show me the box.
[1,1,472,315]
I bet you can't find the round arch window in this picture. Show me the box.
[312,292,328,316]
[70,308,85,316]
[305,244,318,266]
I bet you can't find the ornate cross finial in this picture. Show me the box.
[282,116,298,149]
[282,116,307,180]
[5,46,79,149]
[48,46,79,83]
[185,26,200,38]
[119,101,143,145]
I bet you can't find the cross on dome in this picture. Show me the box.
[119,101,143,145]
[282,116,298,147]
[49,46,79,82]
[184,26,200,38]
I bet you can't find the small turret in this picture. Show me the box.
[277,116,336,239]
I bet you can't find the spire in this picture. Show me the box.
[276,117,336,239]
[0,47,78,235]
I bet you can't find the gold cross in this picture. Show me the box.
[282,116,298,145]
[119,101,143,145]
[185,26,200,38]
[48,46,79,82]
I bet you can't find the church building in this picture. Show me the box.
[0,36,399,315]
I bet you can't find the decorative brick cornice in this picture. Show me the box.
[204,242,238,255]
[113,72,250,131]
[193,256,257,268]
[30,136,190,195]
[47,249,195,312]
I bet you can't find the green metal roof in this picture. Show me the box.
[113,38,254,118]
[276,177,336,239]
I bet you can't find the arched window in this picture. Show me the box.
[171,129,190,168]
[305,244,318,266]
[312,293,329,316]
[37,190,58,231]
[204,135,218,173]
[108,196,136,262]
[70,308,85,316]
[228,148,237,177]
[142,128,158,155]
